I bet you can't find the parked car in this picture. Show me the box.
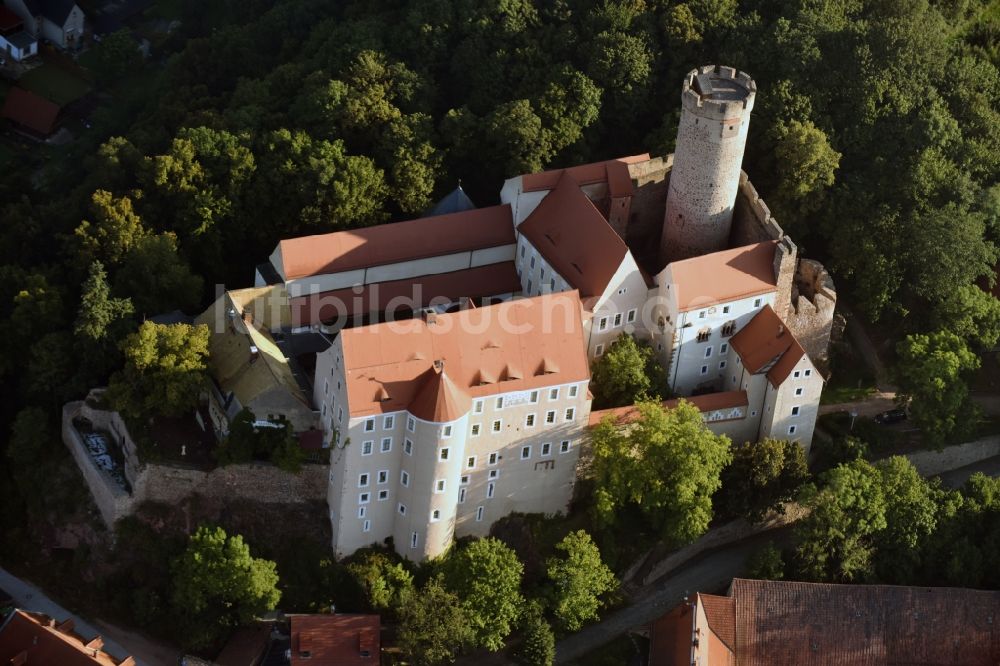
[874,408,907,425]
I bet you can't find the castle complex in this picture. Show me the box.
[194,65,836,560]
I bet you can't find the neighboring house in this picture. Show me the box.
[288,614,379,665]
[649,578,1000,665]
[3,0,85,49]
[0,6,37,60]
[315,291,591,560]
[1,86,60,137]
[0,609,136,665]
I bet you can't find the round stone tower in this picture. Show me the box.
[660,65,756,264]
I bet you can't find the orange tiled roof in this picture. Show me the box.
[2,88,60,136]
[731,578,1000,665]
[521,154,650,197]
[667,242,778,312]
[588,391,748,427]
[699,593,735,652]
[276,205,514,280]
[407,366,472,422]
[518,172,629,299]
[289,614,380,666]
[729,305,806,387]
[0,610,134,666]
[340,292,590,419]
[289,262,522,326]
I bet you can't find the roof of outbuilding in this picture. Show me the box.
[517,172,629,299]
[520,154,650,197]
[588,391,748,427]
[666,241,778,312]
[0,610,134,666]
[275,205,513,280]
[339,292,590,419]
[1,87,60,136]
[288,614,380,666]
[729,305,807,387]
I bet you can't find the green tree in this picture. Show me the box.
[398,575,474,666]
[545,530,616,632]
[6,407,54,511]
[770,120,841,222]
[930,284,1000,349]
[895,331,981,447]
[871,456,940,583]
[445,537,524,651]
[91,29,142,83]
[108,321,210,420]
[346,550,414,614]
[75,260,133,342]
[514,601,555,666]
[115,233,203,315]
[170,525,281,649]
[591,399,732,546]
[215,408,256,465]
[215,409,304,471]
[746,542,786,581]
[718,438,810,523]
[589,333,666,409]
[794,459,888,582]
[74,190,149,267]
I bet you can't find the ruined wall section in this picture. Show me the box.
[787,259,837,364]
[624,155,671,271]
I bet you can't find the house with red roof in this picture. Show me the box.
[1,87,60,137]
[0,6,37,60]
[3,0,86,50]
[0,609,135,666]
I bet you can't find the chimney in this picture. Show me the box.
[421,308,438,325]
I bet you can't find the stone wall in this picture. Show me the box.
[787,259,837,364]
[624,156,671,271]
[63,400,329,529]
[904,436,1000,477]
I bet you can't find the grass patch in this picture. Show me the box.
[19,63,91,105]
[821,340,878,405]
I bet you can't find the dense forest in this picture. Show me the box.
[1,0,999,655]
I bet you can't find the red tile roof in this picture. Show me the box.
[407,365,472,422]
[1,87,60,136]
[667,242,778,312]
[288,614,379,666]
[0,6,23,31]
[729,305,806,387]
[289,262,522,326]
[340,292,590,419]
[521,154,650,197]
[588,391,748,427]
[649,604,696,666]
[214,622,272,666]
[518,172,629,299]
[699,593,735,652]
[0,610,134,666]
[276,205,514,280]
[731,578,1000,665]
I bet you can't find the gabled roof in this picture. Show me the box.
[1,87,60,136]
[0,610,134,666]
[518,172,629,299]
[730,578,1000,665]
[427,184,476,217]
[588,391,748,427]
[275,205,513,280]
[288,614,380,666]
[729,305,806,387]
[25,0,77,25]
[340,292,590,419]
[699,593,735,652]
[666,241,778,312]
[521,154,650,197]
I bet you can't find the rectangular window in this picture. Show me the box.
[720,343,728,355]
[496,396,504,410]
[474,400,484,414]
[788,425,797,435]
[363,519,371,532]
[541,442,552,456]
[560,440,571,453]
[722,321,736,337]
[723,305,730,314]
[459,487,467,503]
[359,492,370,504]
[398,503,406,515]
[377,470,388,484]
[793,370,801,378]
[338,407,344,423]
[549,388,559,400]
[442,425,452,438]
[525,414,536,427]
[435,479,446,493]
[487,482,495,499]
[439,448,449,461]
[701,365,708,375]
[400,471,410,487]
[358,506,366,519]
[364,419,375,432]
[521,446,531,460]
[540,267,545,280]
[546,410,556,424]
[358,473,369,487]
[488,469,499,479]
[795,387,804,396]
[431,509,441,522]
[569,385,578,398]
[492,419,502,432]
[461,475,469,485]
[411,532,418,549]
[380,437,392,453]
[697,328,711,343]
[362,441,373,456]
[471,424,481,436]
[565,408,575,421]
[791,406,801,416]
[530,390,539,403]
[467,456,476,469]
[719,361,727,370]
[705,346,713,358]
[699,311,706,319]
[520,244,525,258]
[804,369,813,377]
[404,439,413,455]
[407,417,415,431]
[550,278,555,291]
[527,280,533,292]
[754,298,762,307]
[324,379,329,396]
[378,489,388,501]
[598,317,608,331]
[321,403,326,417]
[488,452,498,466]
[476,506,484,522]
[627,309,636,324]
[530,256,536,269]
[595,344,604,357]
[383,415,395,430]
[613,313,623,327]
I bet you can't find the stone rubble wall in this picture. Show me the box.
[904,436,1000,477]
